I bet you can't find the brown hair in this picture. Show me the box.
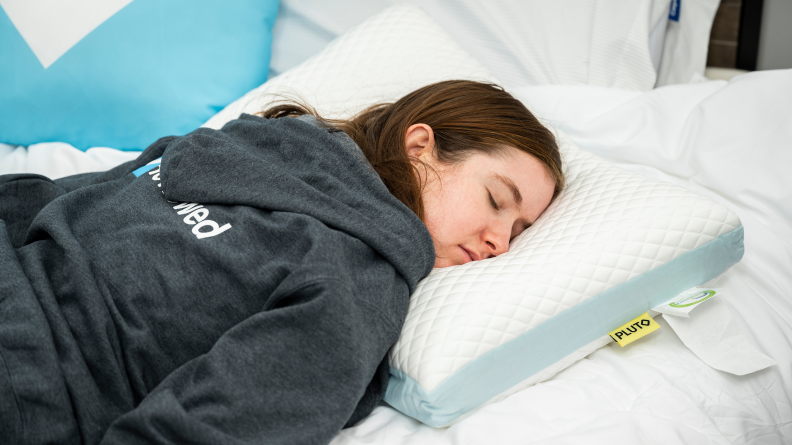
[258,80,563,221]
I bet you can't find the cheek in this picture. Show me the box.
[423,194,482,245]
[421,171,486,256]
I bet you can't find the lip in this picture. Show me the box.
[459,245,478,264]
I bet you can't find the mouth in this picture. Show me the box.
[459,245,474,264]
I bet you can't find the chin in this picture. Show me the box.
[433,257,460,268]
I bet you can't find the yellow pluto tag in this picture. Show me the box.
[609,312,660,347]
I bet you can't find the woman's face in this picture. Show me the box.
[406,124,556,268]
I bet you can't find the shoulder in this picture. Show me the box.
[273,251,411,332]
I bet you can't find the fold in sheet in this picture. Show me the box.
[660,297,776,376]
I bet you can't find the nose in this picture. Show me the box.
[482,225,510,258]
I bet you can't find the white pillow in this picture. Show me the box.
[267,0,662,91]
[384,132,744,426]
[402,0,659,91]
[203,3,498,128]
[656,0,721,86]
[649,0,672,71]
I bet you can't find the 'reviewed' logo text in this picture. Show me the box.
[135,159,232,239]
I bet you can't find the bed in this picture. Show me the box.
[2,1,790,444]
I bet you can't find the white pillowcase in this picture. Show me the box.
[406,0,659,90]
[656,0,721,86]
[384,132,743,426]
[267,0,663,91]
[203,4,498,128]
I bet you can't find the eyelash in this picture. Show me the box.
[488,192,500,211]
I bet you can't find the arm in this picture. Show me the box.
[0,173,69,247]
[100,278,399,445]
[0,137,178,247]
[55,136,178,192]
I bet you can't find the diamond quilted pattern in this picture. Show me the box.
[204,4,499,129]
[390,133,741,391]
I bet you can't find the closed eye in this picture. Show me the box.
[488,191,500,211]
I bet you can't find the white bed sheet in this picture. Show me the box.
[0,142,138,179]
[1,69,789,445]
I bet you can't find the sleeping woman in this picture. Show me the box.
[0,80,563,445]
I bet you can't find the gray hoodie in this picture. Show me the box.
[0,114,434,445]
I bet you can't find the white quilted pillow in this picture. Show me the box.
[384,132,744,427]
[202,3,498,128]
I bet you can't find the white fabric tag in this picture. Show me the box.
[660,297,776,376]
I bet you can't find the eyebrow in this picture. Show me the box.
[491,173,523,205]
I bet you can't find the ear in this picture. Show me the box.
[404,123,435,160]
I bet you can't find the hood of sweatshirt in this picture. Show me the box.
[159,114,434,291]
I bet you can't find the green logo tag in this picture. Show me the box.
[669,290,716,308]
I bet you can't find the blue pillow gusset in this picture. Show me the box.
[385,224,745,427]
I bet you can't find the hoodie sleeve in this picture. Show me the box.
[54,136,178,192]
[99,277,401,445]
[0,136,177,248]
